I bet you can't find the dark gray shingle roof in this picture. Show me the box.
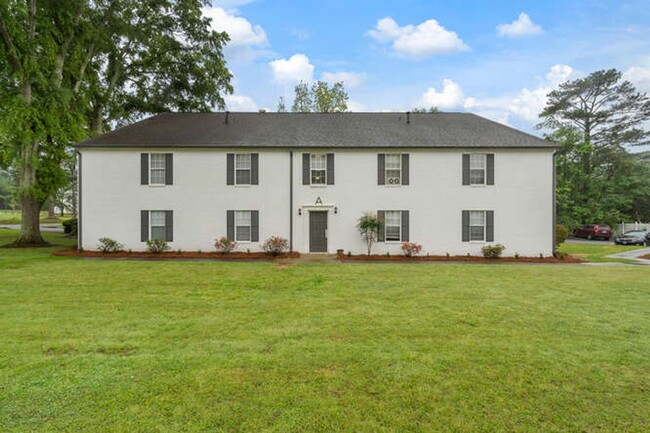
[77,112,554,148]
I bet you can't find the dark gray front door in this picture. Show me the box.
[309,211,328,252]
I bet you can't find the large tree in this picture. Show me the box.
[288,81,349,113]
[538,69,650,227]
[0,0,232,244]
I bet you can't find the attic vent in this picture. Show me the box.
[406,111,410,124]
[225,111,230,124]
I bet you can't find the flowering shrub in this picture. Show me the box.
[97,237,124,253]
[214,236,237,253]
[401,241,423,257]
[146,239,170,254]
[481,243,505,259]
[261,236,289,256]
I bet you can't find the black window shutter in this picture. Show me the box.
[165,153,173,185]
[141,210,149,241]
[326,153,335,185]
[378,154,385,185]
[462,154,470,185]
[302,153,310,185]
[401,210,409,241]
[226,154,235,185]
[141,153,149,185]
[165,211,173,242]
[462,210,470,242]
[251,153,259,185]
[251,211,259,242]
[486,154,495,185]
[377,210,385,242]
[486,211,494,242]
[227,210,235,240]
[401,154,409,185]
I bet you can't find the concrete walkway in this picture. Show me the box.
[0,223,64,233]
[606,247,650,265]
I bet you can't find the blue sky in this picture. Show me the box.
[206,0,650,133]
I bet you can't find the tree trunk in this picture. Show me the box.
[47,196,55,218]
[16,195,45,245]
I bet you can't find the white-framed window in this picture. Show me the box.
[469,154,486,185]
[150,153,166,185]
[235,153,252,185]
[150,211,167,241]
[310,154,327,185]
[469,210,486,241]
[385,210,402,241]
[385,154,401,185]
[235,210,252,242]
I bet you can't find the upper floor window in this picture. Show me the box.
[469,154,486,185]
[378,153,409,186]
[463,153,494,186]
[235,154,252,185]
[310,154,327,185]
[141,153,173,186]
[385,154,402,185]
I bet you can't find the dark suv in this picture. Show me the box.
[573,224,612,241]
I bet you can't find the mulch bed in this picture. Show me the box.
[640,254,650,260]
[337,254,582,264]
[53,249,300,260]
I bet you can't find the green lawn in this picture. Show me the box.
[558,241,646,263]
[1,230,649,432]
[0,210,64,225]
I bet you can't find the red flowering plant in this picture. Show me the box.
[261,236,289,256]
[214,236,237,253]
[401,241,423,257]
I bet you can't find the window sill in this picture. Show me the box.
[148,184,167,188]
[469,241,486,244]
[309,184,328,188]
[382,185,403,188]
[469,184,487,188]
[234,184,253,188]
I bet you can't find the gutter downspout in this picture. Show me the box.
[77,150,82,249]
[552,150,557,256]
[289,150,293,252]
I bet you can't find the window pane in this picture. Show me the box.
[151,226,166,241]
[469,154,485,169]
[235,154,251,169]
[151,154,166,169]
[236,170,251,184]
[386,226,400,241]
[469,211,484,226]
[469,211,485,241]
[311,169,326,184]
[385,154,401,169]
[385,211,401,241]
[311,154,326,170]
[151,169,165,184]
[150,211,166,226]
[470,169,485,184]
[236,226,251,241]
[469,226,484,241]
[236,211,251,226]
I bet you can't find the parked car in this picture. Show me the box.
[572,224,612,240]
[614,230,647,246]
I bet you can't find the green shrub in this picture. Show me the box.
[261,236,289,256]
[556,224,569,246]
[97,237,124,253]
[62,218,78,235]
[146,239,170,254]
[481,243,505,259]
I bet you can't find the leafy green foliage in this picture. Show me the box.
[555,224,569,246]
[289,81,349,112]
[0,170,16,209]
[97,237,123,253]
[146,239,170,254]
[62,217,78,235]
[411,107,439,113]
[539,69,650,227]
[357,213,384,255]
[481,243,505,259]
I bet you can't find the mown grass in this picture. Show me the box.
[558,241,646,263]
[1,231,649,432]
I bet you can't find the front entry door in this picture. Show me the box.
[309,211,328,253]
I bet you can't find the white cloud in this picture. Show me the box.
[321,71,367,89]
[367,17,469,58]
[497,13,543,37]
[624,58,650,92]
[203,6,267,47]
[416,79,466,110]
[269,54,314,84]
[224,94,259,111]
[414,64,574,126]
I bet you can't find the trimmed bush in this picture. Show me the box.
[556,224,569,246]
[97,237,124,253]
[401,241,423,257]
[146,239,170,254]
[214,236,237,253]
[261,236,289,256]
[481,243,505,259]
[62,218,78,235]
